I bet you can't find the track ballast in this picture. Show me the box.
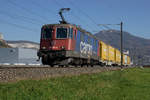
[0,65,129,82]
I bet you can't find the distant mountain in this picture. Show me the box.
[95,30,150,65]
[7,40,39,49]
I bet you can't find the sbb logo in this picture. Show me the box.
[80,41,92,55]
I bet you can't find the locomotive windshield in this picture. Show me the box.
[56,28,68,38]
[42,28,53,39]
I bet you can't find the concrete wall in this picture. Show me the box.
[0,48,18,63]
[18,48,39,64]
[0,48,40,64]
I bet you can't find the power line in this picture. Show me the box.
[0,10,43,26]
[53,0,65,7]
[2,1,47,24]
[29,0,59,23]
[3,0,55,24]
[66,0,101,31]
[98,24,112,30]
[6,0,51,23]
[29,0,56,15]
[53,0,96,31]
[62,0,97,30]
[98,24,121,30]
[0,19,39,33]
[0,7,46,24]
[70,12,92,29]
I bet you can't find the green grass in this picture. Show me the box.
[1,68,150,100]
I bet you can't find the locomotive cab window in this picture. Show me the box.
[42,28,53,39]
[56,28,68,39]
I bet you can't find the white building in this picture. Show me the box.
[0,48,41,65]
[0,33,3,40]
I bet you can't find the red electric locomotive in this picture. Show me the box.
[38,24,78,66]
[37,8,100,66]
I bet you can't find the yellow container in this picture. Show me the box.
[108,45,115,62]
[99,41,109,61]
[115,49,121,64]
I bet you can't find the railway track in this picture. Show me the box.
[0,65,124,69]
[0,65,128,83]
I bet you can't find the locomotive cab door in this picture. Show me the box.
[68,27,76,50]
[40,26,54,50]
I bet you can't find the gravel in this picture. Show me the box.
[0,65,122,82]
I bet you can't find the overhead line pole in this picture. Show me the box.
[98,22,124,67]
[120,22,123,67]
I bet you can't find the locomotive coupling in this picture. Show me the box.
[37,50,41,61]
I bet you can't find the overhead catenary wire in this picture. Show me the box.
[98,24,112,30]
[53,0,64,7]
[0,19,39,33]
[65,0,113,31]
[66,0,101,31]
[0,10,43,26]
[5,0,52,23]
[0,7,47,25]
[98,24,121,30]
[1,0,111,34]
[28,0,60,24]
[53,0,95,31]
[56,1,92,30]
[30,0,57,18]
[29,0,57,15]
[70,12,92,29]
[0,0,60,42]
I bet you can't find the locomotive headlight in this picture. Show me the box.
[61,46,65,50]
[42,47,46,49]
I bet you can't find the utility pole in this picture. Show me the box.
[98,21,124,67]
[120,22,123,67]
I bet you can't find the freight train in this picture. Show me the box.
[37,8,131,66]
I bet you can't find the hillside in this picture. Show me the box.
[7,40,39,49]
[95,30,150,65]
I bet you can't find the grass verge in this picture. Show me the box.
[0,68,150,100]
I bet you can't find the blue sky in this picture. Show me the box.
[0,0,150,42]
